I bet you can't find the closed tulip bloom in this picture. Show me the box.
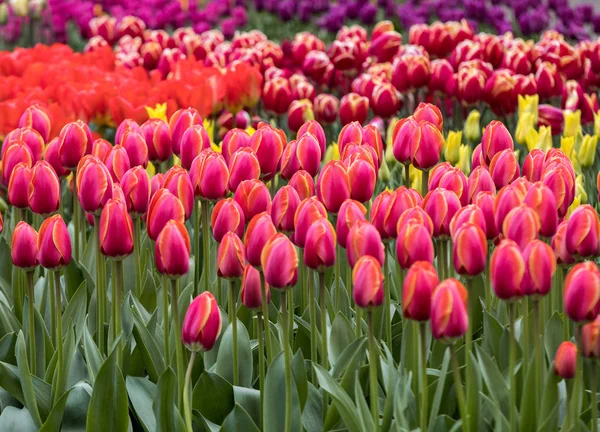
[392,117,418,165]
[180,125,211,170]
[12,222,38,269]
[437,167,468,206]
[3,140,33,184]
[523,149,545,182]
[353,256,384,308]
[428,162,453,190]
[76,156,113,215]
[234,179,272,222]
[111,184,126,203]
[449,204,487,239]
[57,120,93,170]
[287,100,314,133]
[314,94,339,125]
[397,206,434,237]
[346,154,376,203]
[245,212,277,268]
[316,161,351,214]
[162,166,194,220]
[280,140,301,180]
[524,182,558,237]
[521,240,556,297]
[552,221,575,265]
[141,119,172,163]
[211,198,245,243]
[414,103,444,131]
[502,204,541,250]
[3,128,44,164]
[289,170,314,201]
[489,149,520,189]
[403,261,439,321]
[91,139,112,163]
[566,205,600,258]
[19,105,51,142]
[362,124,384,164]
[99,199,134,259]
[182,291,222,352]
[38,214,71,269]
[241,264,269,309]
[121,131,148,168]
[104,145,131,182]
[228,147,261,192]
[453,223,487,276]
[155,219,191,277]
[146,188,186,241]
[250,125,285,181]
[581,316,600,358]
[369,190,392,239]
[564,261,600,322]
[491,240,525,300]
[411,121,444,170]
[8,163,31,209]
[190,150,229,202]
[150,173,165,197]
[29,161,60,215]
[430,279,469,342]
[339,93,369,125]
[554,342,577,379]
[263,78,293,115]
[120,166,150,216]
[337,199,367,248]
[217,232,246,279]
[481,120,513,164]
[422,188,462,238]
[296,133,322,177]
[271,185,301,233]
[44,138,70,178]
[170,108,202,156]
[293,197,327,248]
[115,119,143,146]
[347,220,385,268]
[494,185,525,235]
[261,233,298,289]
[467,166,496,203]
[542,165,575,219]
[338,121,363,155]
[222,129,251,165]
[304,218,336,271]
[397,221,435,269]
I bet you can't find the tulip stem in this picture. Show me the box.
[281,290,292,432]
[508,302,517,432]
[26,271,36,376]
[162,275,170,369]
[574,325,584,432]
[421,170,429,198]
[171,279,185,408]
[228,280,239,386]
[49,270,56,343]
[257,312,265,428]
[592,362,598,432]
[367,310,379,432]
[404,164,410,188]
[533,299,543,416]
[53,270,63,404]
[114,260,124,368]
[201,200,211,297]
[419,321,428,432]
[450,345,468,432]
[334,242,341,312]
[73,175,80,261]
[384,254,392,351]
[94,215,106,354]
[465,278,474,432]
[259,270,273,364]
[308,271,317,381]
[183,351,196,432]
[134,216,142,298]
[319,272,328,369]
[194,201,200,290]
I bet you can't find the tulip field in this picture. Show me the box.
[3,1,600,432]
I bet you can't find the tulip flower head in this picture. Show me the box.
[502,204,541,250]
[234,179,272,222]
[76,156,114,215]
[180,124,211,170]
[524,182,558,238]
[249,125,285,181]
[422,187,462,238]
[271,185,301,234]
[8,163,32,209]
[217,232,246,280]
[554,341,577,379]
[411,120,444,171]
[261,233,298,290]
[155,219,191,278]
[44,138,70,178]
[430,279,469,342]
[146,188,186,241]
[353,255,384,309]
[161,166,194,220]
[521,240,556,297]
[211,198,245,243]
[170,108,202,156]
[566,205,600,259]
[304,218,337,271]
[3,140,33,185]
[141,119,172,164]
[289,170,315,201]
[182,291,222,352]
[346,220,385,268]
[453,223,487,276]
[104,145,131,183]
[245,212,277,268]
[99,198,134,259]
[120,166,151,216]
[37,214,71,269]
[581,316,600,359]
[396,221,435,269]
[19,105,51,142]
[403,261,439,321]
[481,120,513,164]
[12,222,38,270]
[491,240,525,301]
[336,199,367,248]
[316,161,351,214]
[57,120,93,170]
[241,264,269,310]
[564,261,600,323]
[190,150,230,202]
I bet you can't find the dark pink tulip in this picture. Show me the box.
[38,214,71,269]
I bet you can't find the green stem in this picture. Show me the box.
[257,312,265,429]
[533,299,543,416]
[334,243,341,312]
[281,290,292,432]
[355,308,362,338]
[574,325,583,432]
[465,278,473,431]
[94,215,106,354]
[201,200,210,297]
[26,271,35,376]
[450,345,468,432]
[508,302,517,432]
[171,279,185,408]
[183,352,196,432]
[404,164,411,188]
[228,280,239,386]
[319,272,328,369]
[309,271,318,381]
[134,216,142,298]
[419,322,428,432]
[259,271,273,364]
[421,170,429,197]
[53,271,63,404]
[194,201,201,289]
[592,362,598,432]
[368,310,379,432]
[566,379,573,430]
[162,274,170,368]
[49,270,56,343]
[384,254,392,351]
[114,260,124,367]
[73,172,80,261]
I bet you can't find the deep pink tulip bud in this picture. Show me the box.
[91,139,112,163]
[104,145,131,182]
[491,239,525,300]
[120,166,150,216]
[190,150,229,202]
[241,264,268,309]
[29,161,60,215]
[552,221,575,265]
[12,222,38,270]
[411,121,444,170]
[295,133,322,177]
[392,117,418,165]
[471,144,485,171]
[37,214,71,269]
[437,167,468,206]
[261,233,298,289]
[44,138,70,178]
[337,199,367,248]
[523,149,545,182]
[120,131,148,168]
[397,221,435,269]
[141,119,172,163]
[76,156,113,215]
[8,163,31,209]
[369,190,392,239]
[566,205,600,259]
[422,188,462,238]
[339,93,369,125]
[403,261,439,321]
[430,279,469,342]
[542,165,575,219]
[182,291,222,352]
[150,173,165,198]
[245,212,277,268]
[146,188,186,241]
[397,206,434,236]
[271,186,301,233]
[263,77,293,115]
[564,261,600,322]
[250,125,285,181]
[155,219,190,277]
[581,316,600,359]
[222,129,251,165]
[338,121,363,155]
[297,120,326,157]
[314,94,339,125]
[99,198,134,259]
[524,182,558,237]
[481,120,513,164]
[502,204,541,250]
[554,342,577,379]
[345,154,377,203]
[57,120,93,170]
[289,170,314,201]
[362,124,384,164]
[449,204,487,239]
[428,162,453,190]
[467,166,496,203]
[293,197,327,248]
[280,140,301,180]
[3,127,44,164]
[180,125,211,170]
[211,198,245,243]
[489,149,520,189]
[115,119,143,147]
[521,240,556,297]
[234,179,272,222]
[494,185,524,235]
[228,147,261,192]
[3,140,33,185]
[217,232,246,279]
[18,105,51,142]
[346,220,385,268]
[304,218,337,271]
[161,166,194,220]
[353,256,384,309]
[453,223,487,276]
[316,161,351,214]
[111,183,125,203]
[169,108,203,156]
[414,103,444,131]
[287,100,314,133]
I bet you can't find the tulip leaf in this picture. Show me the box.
[291,350,308,411]
[330,312,354,365]
[216,322,253,387]
[233,386,260,426]
[221,403,260,432]
[476,345,509,414]
[519,357,537,432]
[80,232,97,282]
[429,347,451,425]
[63,260,84,301]
[0,406,38,432]
[193,371,234,424]
[127,377,157,432]
[538,369,560,432]
[153,367,184,432]
[355,373,375,431]
[61,280,87,342]
[465,350,482,432]
[264,352,302,432]
[61,381,92,432]
[331,337,367,379]
[39,387,73,432]
[132,307,165,382]
[0,332,16,363]
[15,331,42,427]
[82,326,102,385]
[544,312,565,363]
[301,383,323,432]
[85,348,129,432]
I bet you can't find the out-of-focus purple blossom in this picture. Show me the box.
[193,21,211,35]
[220,16,237,39]
[278,0,295,22]
[576,5,594,23]
[298,2,312,22]
[593,14,600,34]
[346,1,361,20]
[359,3,377,25]
[232,6,248,26]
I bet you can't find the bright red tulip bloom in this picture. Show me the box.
[217,232,246,280]
[314,94,339,125]
[180,125,211,170]
[8,163,31,209]
[581,316,600,359]
[155,219,191,277]
[403,261,439,321]
[502,204,541,250]
[481,120,513,165]
[521,240,556,297]
[245,212,277,268]
[493,185,524,235]
[19,105,51,142]
[263,77,293,115]
[353,255,384,309]
[467,166,496,203]
[222,129,251,165]
[29,161,60,215]
[524,182,558,238]
[211,198,245,243]
[146,188,186,241]
[141,119,172,164]
[169,108,202,156]
[44,138,70,178]
[566,205,600,258]
[346,220,385,268]
[99,198,134,259]
[104,145,131,183]
[161,166,194,220]
[304,218,337,271]
[261,233,298,290]
[271,185,301,233]
[120,167,150,216]
[422,188,462,238]
[293,197,327,248]
[337,199,367,248]
[182,291,222,352]
[38,214,71,269]
[189,150,229,202]
[76,156,113,215]
[453,222,487,276]
[12,222,38,270]
[554,342,577,379]
[397,221,435,269]
[411,120,444,170]
[249,125,285,181]
[491,239,525,300]
[3,140,33,185]
[449,205,487,239]
[241,264,269,310]
[564,261,600,323]
[430,279,469,342]
[316,161,351,214]
[552,221,575,266]
[57,120,93,170]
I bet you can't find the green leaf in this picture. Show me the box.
[476,345,509,415]
[61,281,87,343]
[330,312,355,365]
[233,387,260,426]
[544,312,565,363]
[313,363,363,432]
[519,357,537,432]
[86,349,129,432]
[301,384,323,432]
[291,350,308,411]
[132,307,165,382]
[264,352,302,432]
[355,374,375,431]
[538,369,559,432]
[429,347,450,425]
[39,387,73,432]
[127,376,157,432]
[15,331,42,427]
[216,322,253,388]
[62,382,92,432]
[193,371,234,424]
[0,407,38,432]
[331,337,367,379]
[220,403,260,432]
[153,367,181,432]
[82,326,102,385]
[465,350,482,432]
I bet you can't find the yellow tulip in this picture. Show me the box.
[560,136,576,160]
[145,103,168,122]
[12,0,28,17]
[518,94,539,122]
[580,134,598,168]
[245,126,256,136]
[410,165,422,192]
[324,142,340,162]
[563,110,582,138]
[594,111,600,137]
[385,118,399,166]
[146,162,156,177]
[575,175,588,203]
[463,110,481,143]
[567,196,581,218]
[516,112,535,145]
[457,144,471,175]
[535,126,552,152]
[444,131,462,164]
[0,4,8,24]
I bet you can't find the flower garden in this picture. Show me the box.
[1,0,600,431]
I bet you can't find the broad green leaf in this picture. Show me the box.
[519,357,537,431]
[476,345,509,413]
[538,369,559,432]
[15,331,42,427]
[62,382,92,432]
[132,308,165,381]
[544,312,565,363]
[82,326,102,385]
[264,352,302,432]
[0,406,37,432]
[330,312,354,364]
[63,260,84,301]
[233,387,260,427]
[216,322,253,388]
[0,332,16,363]
[465,350,482,432]
[153,367,181,432]
[39,387,73,432]
[291,350,308,411]
[331,337,367,379]
[355,374,375,431]
[193,371,234,424]
[61,281,87,342]
[220,403,260,432]
[301,384,323,432]
[127,376,157,432]
[429,348,450,425]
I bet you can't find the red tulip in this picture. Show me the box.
[489,149,520,189]
[245,212,277,268]
[403,261,439,321]
[316,161,351,214]
[338,121,363,155]
[493,185,524,235]
[120,166,150,216]
[430,279,469,341]
[104,145,131,182]
[397,221,435,269]
[293,197,327,248]
[481,120,513,164]
[234,179,272,222]
[345,154,376,203]
[263,77,293,115]
[554,341,577,379]
[12,222,38,270]
[146,188,186,241]
[271,185,301,233]
[19,105,51,142]
[353,256,384,309]
[44,138,69,178]
[8,163,31,209]
[564,261,600,322]
[449,204,487,238]
[241,264,269,309]
[314,94,339,125]
[76,156,113,215]
[304,218,337,271]
[491,239,525,300]
[289,170,314,201]
[57,120,93,170]
[467,166,496,203]
[115,119,143,146]
[411,120,444,170]
[211,198,245,243]
[552,221,575,266]
[227,147,261,193]
[180,125,211,170]
[502,204,541,250]
[155,219,191,277]
[566,205,600,259]
[190,150,229,202]
[141,119,172,164]
[422,188,462,238]
[29,161,60,215]
[396,206,434,236]
[392,54,431,92]
[3,127,44,164]
[339,93,369,125]
[170,108,202,156]
[346,220,385,268]
[522,149,545,182]
[150,173,165,198]
[453,223,487,276]
[37,214,71,269]
[162,166,194,220]
[261,233,298,289]
[287,100,314,133]
[249,125,285,181]
[99,198,134,259]
[120,131,148,168]
[182,291,222,352]
[217,232,246,279]
[413,103,443,131]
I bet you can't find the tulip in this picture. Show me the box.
[491,240,525,300]
[566,205,600,259]
[180,125,211,170]
[564,261,600,323]
[146,188,186,241]
[263,77,293,115]
[120,167,150,216]
[293,197,327,248]
[120,131,148,168]
[104,145,131,183]
[449,205,487,238]
[336,200,367,249]
[141,119,173,163]
[453,223,487,276]
[271,186,301,234]
[502,204,541,250]
[3,140,33,185]
[551,221,573,265]
[241,264,268,310]
[29,161,60,216]
[57,120,93,170]
[524,182,558,237]
[522,149,545,182]
[304,218,336,271]
[436,167,468,206]
[581,316,600,359]
[396,221,435,269]
[353,256,384,309]
[12,222,38,270]
[493,185,524,236]
[211,198,245,243]
[38,214,71,269]
[542,165,575,218]
[289,170,314,201]
[261,233,298,289]
[99,198,134,259]
[339,93,369,125]
[346,220,385,268]
[314,94,339,125]
[467,166,495,203]
[380,187,418,239]
[397,206,434,236]
[76,156,113,215]
[44,138,69,178]
[115,119,143,147]
[371,82,400,119]
[227,146,261,192]
[295,133,322,177]
[520,240,556,298]
[170,108,203,156]
[316,161,351,214]
[245,212,277,268]
[189,150,229,202]
[222,129,251,165]
[481,120,513,164]
[488,149,520,189]
[162,166,194,220]
[346,155,376,203]
[3,128,44,164]
[249,125,285,181]
[338,122,363,155]
[554,341,577,379]
[19,105,51,142]
[403,261,438,321]
[217,232,246,280]
[411,120,444,171]
[150,173,165,197]
[155,219,191,277]
[91,139,112,163]
[8,163,31,209]
[234,179,272,222]
[182,291,222,352]
[422,188,462,238]
[430,279,469,341]
[287,100,314,133]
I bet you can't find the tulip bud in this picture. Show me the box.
[12,222,38,270]
[453,223,487,276]
[271,186,301,233]
[155,219,190,277]
[44,138,69,178]
[411,120,444,170]
[564,261,600,322]
[211,198,245,243]
[3,140,33,185]
[170,108,203,156]
[337,122,363,155]
[287,100,314,133]
[566,205,600,259]
[450,204,488,241]
[378,187,418,239]
[502,204,541,250]
[430,279,469,342]
[18,105,51,142]
[304,218,336,271]
[289,170,314,201]
[414,103,444,132]
[182,291,222,352]
[489,149,520,189]
[346,154,377,203]
[403,261,439,321]
[339,93,369,125]
[422,188,462,238]
[162,166,194,220]
[120,167,150,216]
[523,182,558,238]
[250,125,285,181]
[180,125,211,170]
[141,119,172,164]
[263,78,293,115]
[353,256,384,309]
[481,120,513,164]
[8,163,31,209]
[293,197,327,248]
[222,129,251,165]
[336,199,367,248]
[146,188,186,241]
[38,214,71,269]
[234,179,272,222]
[105,145,131,183]
[29,161,60,216]
[397,221,435,269]
[467,166,495,203]
[346,220,385,268]
[189,150,229,202]
[520,240,556,298]
[57,120,93,170]
[429,59,455,95]
[228,147,261,193]
[551,221,574,266]
[316,161,351,214]
[150,173,165,198]
[261,233,298,289]
[76,156,113,215]
[217,232,246,280]
[554,341,577,379]
[120,131,148,168]
[491,240,525,300]
[99,198,134,259]
[314,94,339,125]
[240,263,269,309]
[3,127,45,164]
[581,316,600,359]
[391,117,418,165]
[371,82,400,119]
[245,212,277,268]
[91,139,112,164]
[115,120,143,147]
